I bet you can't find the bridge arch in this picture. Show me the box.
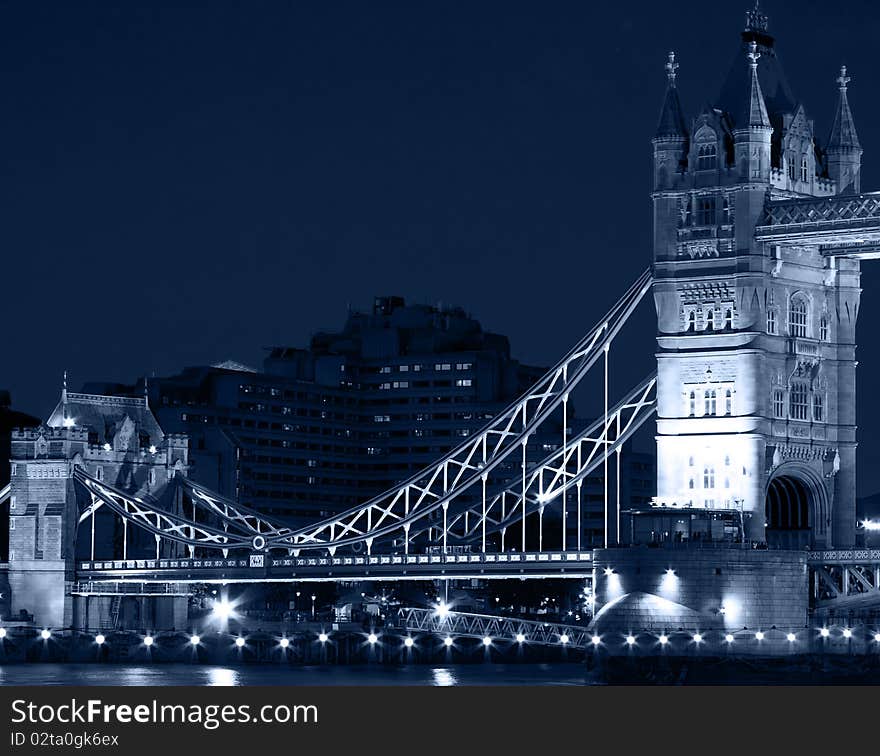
[765,463,828,548]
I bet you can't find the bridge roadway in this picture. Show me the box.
[75,550,594,586]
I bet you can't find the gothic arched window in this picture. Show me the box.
[789,295,808,338]
[703,466,715,489]
[813,393,824,422]
[820,315,829,341]
[725,389,732,415]
[688,391,696,417]
[688,311,696,332]
[724,309,732,329]
[704,389,717,416]
[801,157,809,183]
[790,382,809,420]
[706,309,714,330]
[697,143,717,171]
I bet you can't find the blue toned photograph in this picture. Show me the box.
[2,0,880,688]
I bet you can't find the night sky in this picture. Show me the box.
[4,1,880,492]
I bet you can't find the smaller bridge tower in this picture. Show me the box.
[6,384,187,629]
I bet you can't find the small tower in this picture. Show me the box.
[652,52,689,263]
[827,65,862,194]
[733,41,773,254]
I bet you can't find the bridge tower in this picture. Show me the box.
[651,5,861,549]
[6,385,188,629]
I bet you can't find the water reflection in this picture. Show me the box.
[431,668,457,686]
[206,668,240,686]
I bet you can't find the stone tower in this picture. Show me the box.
[6,385,188,628]
[651,4,861,548]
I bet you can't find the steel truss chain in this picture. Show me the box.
[74,471,256,552]
[68,268,652,556]
[400,607,592,648]
[418,373,658,546]
[263,268,653,552]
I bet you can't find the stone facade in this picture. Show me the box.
[652,9,861,547]
[7,390,188,628]
[591,547,809,635]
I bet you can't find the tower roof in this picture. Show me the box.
[739,41,771,129]
[654,52,688,139]
[716,4,796,130]
[828,66,861,151]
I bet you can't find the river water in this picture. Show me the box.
[0,663,588,686]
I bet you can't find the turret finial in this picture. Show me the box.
[837,65,851,92]
[665,51,679,86]
[747,40,761,70]
[745,1,768,33]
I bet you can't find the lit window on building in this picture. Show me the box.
[790,383,808,420]
[455,379,473,387]
[456,362,473,370]
[767,309,777,335]
[789,296,808,338]
[435,363,451,371]
[704,389,717,416]
[813,394,824,422]
[703,466,715,489]
[374,415,390,423]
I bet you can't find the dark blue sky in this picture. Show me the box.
[4,1,880,490]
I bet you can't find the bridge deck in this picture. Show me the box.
[75,551,594,584]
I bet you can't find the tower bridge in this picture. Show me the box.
[4,4,880,648]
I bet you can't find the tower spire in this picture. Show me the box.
[827,64,862,193]
[741,41,770,128]
[655,51,687,139]
[828,65,860,150]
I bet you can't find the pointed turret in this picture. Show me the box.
[653,52,688,191]
[733,41,772,184]
[740,41,771,129]
[655,52,688,139]
[827,65,862,194]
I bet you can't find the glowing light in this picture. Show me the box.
[280,637,290,648]
[404,637,414,648]
[516,633,526,643]
[843,628,852,639]
[625,635,636,646]
[658,634,668,645]
[874,633,880,643]
[560,634,569,645]
[786,633,796,642]
[591,635,601,646]
[41,629,51,640]
[725,634,734,643]
[144,635,154,647]
[482,636,492,646]
[603,567,614,576]
[212,598,233,621]
[435,601,450,620]
[536,492,553,504]
[693,633,702,643]
[190,634,200,645]
[820,628,830,638]
[0,628,6,639]
[95,634,105,645]
[62,417,75,428]
[103,443,111,452]
[367,633,377,645]
[318,633,328,643]
[754,631,764,641]
[444,636,453,647]
[665,569,675,576]
[148,445,157,454]
[235,637,245,648]
[862,519,880,532]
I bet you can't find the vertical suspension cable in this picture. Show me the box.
[603,341,610,549]
[562,387,568,552]
[615,411,622,546]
